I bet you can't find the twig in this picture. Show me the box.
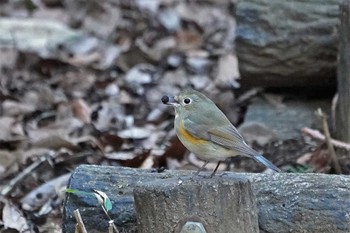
[234,87,263,106]
[331,93,338,130]
[315,108,342,174]
[101,205,119,233]
[74,209,88,233]
[108,220,114,233]
[302,127,350,150]
[1,155,51,196]
[94,190,120,233]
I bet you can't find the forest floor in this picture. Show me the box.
[0,1,349,232]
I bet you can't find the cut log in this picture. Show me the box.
[134,176,258,233]
[336,0,350,142]
[63,165,350,233]
[236,0,342,87]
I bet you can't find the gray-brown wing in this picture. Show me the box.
[183,118,256,156]
[184,118,280,172]
[208,127,258,157]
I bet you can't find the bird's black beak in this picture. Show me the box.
[161,95,177,105]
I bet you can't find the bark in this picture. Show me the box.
[336,0,350,142]
[134,176,258,233]
[63,165,350,233]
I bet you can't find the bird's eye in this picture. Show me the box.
[183,98,192,104]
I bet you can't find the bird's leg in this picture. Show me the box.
[210,161,221,178]
[193,161,209,177]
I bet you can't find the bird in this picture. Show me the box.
[161,89,280,177]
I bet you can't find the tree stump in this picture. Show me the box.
[336,0,350,142]
[133,176,258,233]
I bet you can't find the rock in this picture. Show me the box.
[238,121,277,147]
[236,0,341,87]
[244,97,330,140]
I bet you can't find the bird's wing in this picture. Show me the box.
[208,127,258,156]
[183,118,280,172]
[183,118,257,156]
[183,118,211,140]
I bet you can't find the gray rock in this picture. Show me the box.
[236,0,341,87]
[244,97,330,140]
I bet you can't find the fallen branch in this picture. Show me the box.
[1,155,51,196]
[302,127,350,151]
[74,209,87,233]
[64,165,350,233]
[316,108,341,174]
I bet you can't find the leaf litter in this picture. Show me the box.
[1,0,348,232]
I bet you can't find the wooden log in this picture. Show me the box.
[133,176,258,233]
[236,0,342,87]
[63,165,350,233]
[336,0,350,142]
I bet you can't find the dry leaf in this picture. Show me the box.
[71,99,91,124]
[125,63,156,85]
[139,155,154,169]
[118,125,155,140]
[215,54,240,88]
[176,29,203,51]
[3,199,30,231]
[28,128,80,151]
[105,150,150,168]
[2,100,36,116]
[297,145,331,173]
[162,135,187,160]
[0,150,18,176]
[157,8,180,32]
[21,173,71,211]
[98,134,124,151]
[0,117,25,141]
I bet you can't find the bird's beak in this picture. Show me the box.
[161,95,178,105]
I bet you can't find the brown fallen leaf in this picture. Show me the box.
[176,29,203,51]
[139,154,154,169]
[162,135,187,160]
[105,150,150,168]
[71,98,91,124]
[98,134,124,152]
[29,128,81,151]
[297,145,331,173]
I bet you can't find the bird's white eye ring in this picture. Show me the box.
[183,98,192,104]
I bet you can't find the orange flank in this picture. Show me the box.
[178,121,206,145]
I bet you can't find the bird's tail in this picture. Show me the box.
[253,154,281,173]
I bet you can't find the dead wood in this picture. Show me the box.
[63,165,350,233]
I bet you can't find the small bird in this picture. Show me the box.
[162,89,280,177]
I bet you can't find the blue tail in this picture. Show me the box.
[253,155,281,173]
